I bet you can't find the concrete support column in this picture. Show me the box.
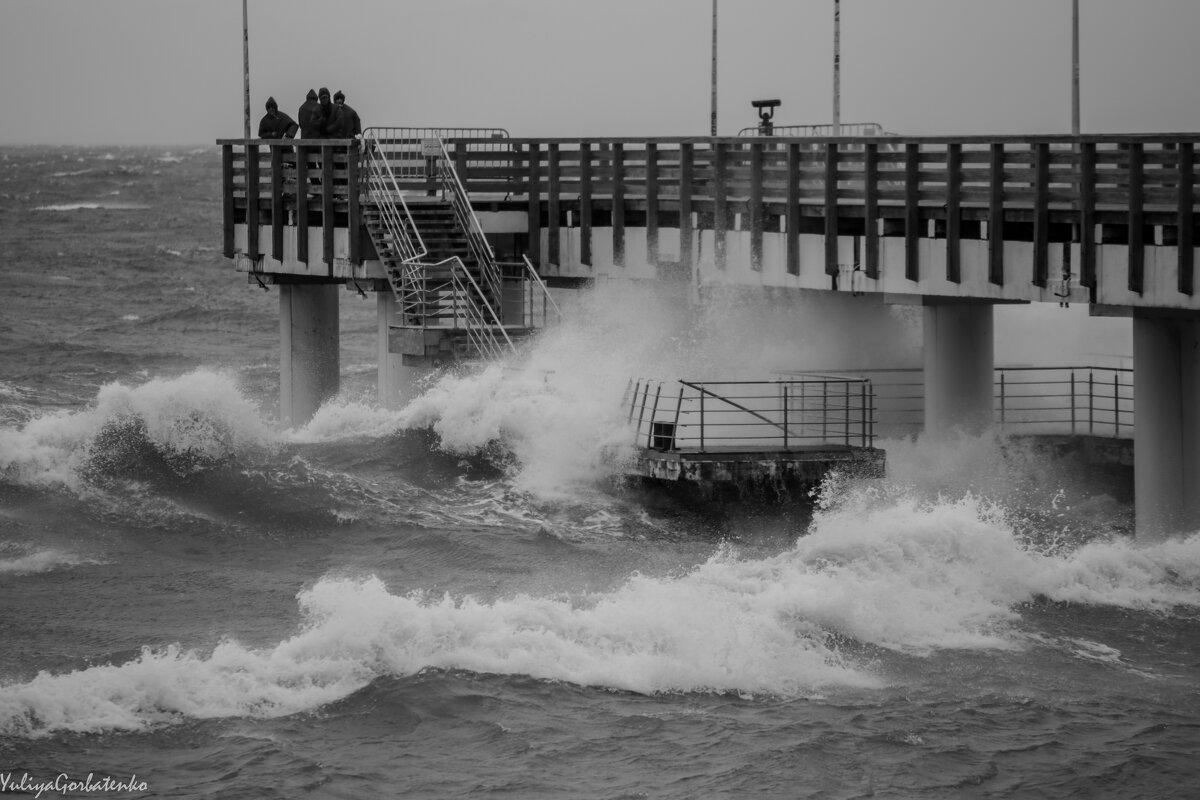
[376,291,405,409]
[923,301,994,437]
[279,283,339,427]
[1132,313,1200,541]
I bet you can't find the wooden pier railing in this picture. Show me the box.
[219,134,1200,296]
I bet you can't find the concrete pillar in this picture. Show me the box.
[376,291,406,409]
[923,301,994,437]
[1132,313,1200,541]
[279,283,339,427]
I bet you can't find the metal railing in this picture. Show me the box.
[362,131,429,320]
[432,137,504,313]
[996,366,1134,438]
[775,365,1134,439]
[500,255,563,330]
[737,121,897,137]
[362,126,510,181]
[625,377,876,453]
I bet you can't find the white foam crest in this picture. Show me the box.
[0,370,277,490]
[0,547,101,575]
[1032,532,1200,609]
[0,564,883,736]
[795,491,1048,651]
[284,400,404,443]
[0,640,371,737]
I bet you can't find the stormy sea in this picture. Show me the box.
[1,145,1198,799]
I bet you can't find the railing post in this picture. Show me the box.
[679,142,694,271]
[1070,370,1076,434]
[674,385,685,448]
[548,142,560,267]
[714,141,728,270]
[999,370,1006,427]
[782,384,789,450]
[1089,370,1094,434]
[246,143,260,260]
[1033,141,1050,288]
[646,141,659,265]
[1179,142,1195,295]
[824,142,839,280]
[822,381,828,441]
[612,142,625,267]
[989,142,1005,285]
[647,384,662,448]
[1128,142,1145,294]
[844,381,851,445]
[946,143,962,283]
[347,144,361,265]
[905,142,920,282]
[864,142,879,279]
[699,387,706,452]
[1114,373,1120,438]
[527,141,542,268]
[786,142,801,276]
[580,141,592,266]
[635,381,651,437]
[751,141,764,271]
[860,381,868,446]
[222,144,235,258]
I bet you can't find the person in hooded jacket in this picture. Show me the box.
[297,89,323,139]
[326,90,363,140]
[258,97,298,139]
[313,88,335,137]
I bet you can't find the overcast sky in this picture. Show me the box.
[3,0,1200,145]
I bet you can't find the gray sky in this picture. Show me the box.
[3,0,1200,145]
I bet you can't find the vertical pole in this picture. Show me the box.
[705,0,715,136]
[1071,0,1080,136]
[242,0,250,140]
[783,384,789,450]
[1070,370,1076,434]
[1000,371,1006,426]
[699,388,706,451]
[833,0,841,136]
[1089,370,1094,434]
[648,385,662,448]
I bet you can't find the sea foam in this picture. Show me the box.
[3,495,1195,737]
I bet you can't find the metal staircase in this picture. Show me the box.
[360,130,559,364]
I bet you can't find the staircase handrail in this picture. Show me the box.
[432,137,503,311]
[519,254,563,328]
[361,131,427,263]
[440,256,516,359]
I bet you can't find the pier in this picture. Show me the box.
[219,127,1200,540]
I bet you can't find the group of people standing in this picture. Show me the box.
[257,87,362,141]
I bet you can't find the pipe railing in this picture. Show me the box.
[626,377,876,453]
[775,365,1134,439]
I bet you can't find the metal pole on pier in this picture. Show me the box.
[711,0,718,136]
[833,0,841,136]
[1071,0,1080,135]
[242,0,251,139]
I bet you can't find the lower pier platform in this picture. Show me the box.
[628,445,886,502]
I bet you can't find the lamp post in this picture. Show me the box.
[711,0,718,136]
[242,0,250,139]
[833,0,841,136]
[1071,0,1079,135]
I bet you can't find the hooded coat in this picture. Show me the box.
[325,91,363,139]
[297,89,324,139]
[257,98,298,139]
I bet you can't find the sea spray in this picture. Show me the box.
[3,503,1197,738]
[0,370,276,491]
